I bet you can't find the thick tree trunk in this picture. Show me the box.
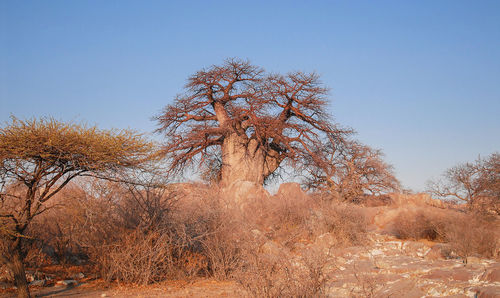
[7,250,30,298]
[220,133,279,186]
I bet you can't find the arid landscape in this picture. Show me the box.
[1,61,499,298]
[2,2,500,297]
[0,182,499,297]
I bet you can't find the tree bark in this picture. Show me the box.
[7,249,30,298]
[220,133,279,186]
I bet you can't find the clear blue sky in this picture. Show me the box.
[1,0,499,191]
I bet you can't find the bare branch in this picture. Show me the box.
[156,59,351,185]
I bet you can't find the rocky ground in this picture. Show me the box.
[1,185,499,297]
[327,233,500,297]
[1,231,498,297]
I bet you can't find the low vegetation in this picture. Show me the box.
[2,176,498,297]
[0,60,498,297]
[0,117,151,297]
[393,208,499,262]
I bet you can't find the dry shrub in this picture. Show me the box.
[234,242,288,298]
[351,269,386,297]
[296,245,336,296]
[235,245,334,297]
[99,230,181,285]
[99,231,168,284]
[154,186,248,280]
[243,190,368,249]
[17,181,372,288]
[25,182,126,268]
[353,194,394,207]
[393,207,499,260]
[256,193,313,248]
[183,185,363,293]
[442,213,499,262]
[392,209,446,241]
[199,213,246,280]
[97,223,212,284]
[230,190,366,297]
[312,202,368,247]
[20,177,180,279]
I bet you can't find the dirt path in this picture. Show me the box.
[1,280,244,298]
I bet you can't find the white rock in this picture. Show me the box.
[56,280,78,287]
[29,280,45,287]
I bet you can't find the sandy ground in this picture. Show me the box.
[1,279,244,298]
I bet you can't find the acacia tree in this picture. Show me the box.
[156,59,349,186]
[428,153,499,213]
[0,117,151,298]
[304,140,400,201]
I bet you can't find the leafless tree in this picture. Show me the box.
[304,140,400,202]
[427,153,499,213]
[482,153,500,213]
[0,117,151,298]
[155,58,350,186]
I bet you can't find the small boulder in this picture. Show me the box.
[450,268,475,281]
[25,271,35,282]
[72,272,85,279]
[56,280,78,287]
[402,241,431,258]
[422,268,454,280]
[29,280,45,287]
[261,240,283,256]
[223,180,270,208]
[481,264,500,283]
[276,182,308,201]
[473,286,500,298]
[426,243,452,260]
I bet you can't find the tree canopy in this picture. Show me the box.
[0,117,152,298]
[156,58,350,185]
[304,140,400,201]
[427,153,500,213]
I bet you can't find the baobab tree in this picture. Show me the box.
[0,117,151,298]
[156,59,349,186]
